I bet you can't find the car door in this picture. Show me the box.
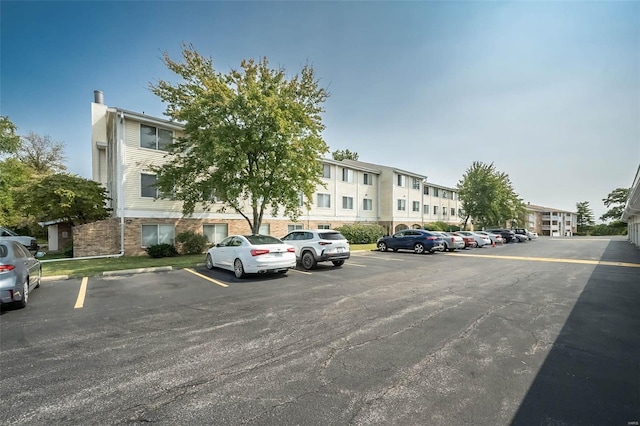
[387,231,405,250]
[11,242,37,289]
[214,236,233,268]
[17,244,39,288]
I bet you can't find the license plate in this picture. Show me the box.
[337,248,343,253]
[274,252,282,257]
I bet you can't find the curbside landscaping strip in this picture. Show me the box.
[42,275,70,282]
[102,266,174,276]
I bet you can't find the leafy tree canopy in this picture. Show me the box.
[149,44,330,233]
[17,132,67,175]
[456,161,525,229]
[576,201,595,231]
[19,173,112,226]
[0,116,21,155]
[332,149,359,161]
[600,187,629,222]
[0,158,31,227]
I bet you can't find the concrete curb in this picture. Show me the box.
[42,275,69,282]
[102,266,174,276]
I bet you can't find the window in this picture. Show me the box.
[298,193,304,207]
[433,205,439,215]
[141,173,159,198]
[318,224,331,230]
[458,209,463,217]
[363,173,372,185]
[142,224,175,247]
[442,190,448,199]
[566,221,571,226]
[451,208,455,216]
[203,224,228,245]
[322,164,331,178]
[451,192,456,201]
[443,207,447,216]
[423,204,429,214]
[412,178,420,190]
[342,168,354,183]
[342,196,354,209]
[397,199,406,211]
[259,223,270,235]
[363,198,373,211]
[412,201,420,212]
[140,124,172,151]
[288,224,303,232]
[317,193,331,208]
[423,186,429,195]
[433,188,440,197]
[396,174,405,187]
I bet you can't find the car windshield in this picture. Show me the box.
[245,235,285,245]
[319,232,346,240]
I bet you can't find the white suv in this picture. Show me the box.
[281,229,350,270]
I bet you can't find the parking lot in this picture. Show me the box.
[1,237,639,425]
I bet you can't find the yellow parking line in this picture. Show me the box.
[290,268,313,275]
[184,268,229,287]
[445,252,640,268]
[74,277,88,309]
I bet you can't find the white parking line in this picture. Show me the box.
[290,268,313,275]
[351,254,405,261]
[345,262,366,267]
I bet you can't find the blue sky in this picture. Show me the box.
[2,1,639,220]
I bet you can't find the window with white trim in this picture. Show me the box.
[288,223,303,232]
[363,173,373,185]
[342,168,354,183]
[443,207,448,216]
[140,124,172,151]
[203,224,228,245]
[141,173,159,198]
[424,204,429,214]
[322,164,331,178]
[318,224,330,230]
[397,199,406,211]
[141,224,175,247]
[317,193,331,208]
[342,196,354,209]
[451,208,455,216]
[259,223,270,235]
[433,205,439,215]
[424,186,429,195]
[433,188,440,197]
[396,174,406,187]
[412,178,420,190]
[412,201,420,212]
[363,198,373,211]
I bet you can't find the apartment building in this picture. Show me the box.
[622,165,640,248]
[84,92,462,256]
[524,203,577,236]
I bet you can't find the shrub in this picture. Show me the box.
[145,243,178,258]
[335,224,385,244]
[175,231,209,255]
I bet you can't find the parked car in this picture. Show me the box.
[529,231,539,239]
[433,232,465,252]
[456,231,491,247]
[513,228,535,241]
[0,241,44,309]
[377,230,444,254]
[0,226,38,251]
[205,234,296,278]
[451,232,477,248]
[512,232,528,243]
[487,229,516,243]
[475,231,503,245]
[281,229,350,270]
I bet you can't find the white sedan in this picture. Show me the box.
[205,235,296,278]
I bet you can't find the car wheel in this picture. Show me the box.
[377,242,388,252]
[16,279,28,308]
[301,251,317,270]
[233,259,245,278]
[205,254,214,270]
[414,243,425,254]
[332,260,345,267]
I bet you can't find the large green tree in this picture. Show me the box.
[0,116,21,154]
[19,174,111,226]
[17,132,66,175]
[149,45,329,234]
[600,187,629,222]
[576,201,595,232]
[332,149,359,161]
[456,161,524,230]
[0,158,31,227]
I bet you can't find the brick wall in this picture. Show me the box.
[73,219,121,257]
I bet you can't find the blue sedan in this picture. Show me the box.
[376,230,445,254]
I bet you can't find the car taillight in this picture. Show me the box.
[287,247,295,253]
[318,241,332,246]
[0,265,15,272]
[250,249,270,256]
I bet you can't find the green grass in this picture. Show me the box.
[41,244,378,278]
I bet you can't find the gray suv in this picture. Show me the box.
[281,229,350,270]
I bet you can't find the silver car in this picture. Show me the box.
[0,241,44,309]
